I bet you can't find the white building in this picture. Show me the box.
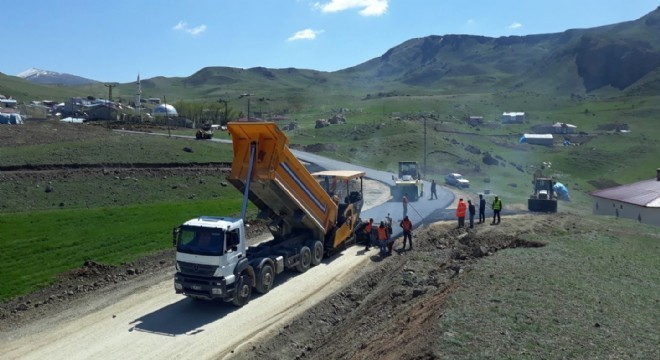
[520,133,553,146]
[502,112,525,123]
[590,169,660,227]
[152,104,178,117]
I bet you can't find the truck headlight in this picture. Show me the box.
[211,288,222,295]
[174,283,183,290]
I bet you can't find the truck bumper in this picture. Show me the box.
[174,272,234,301]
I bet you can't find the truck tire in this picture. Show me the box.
[255,264,275,294]
[296,246,312,273]
[232,273,252,307]
[311,240,324,266]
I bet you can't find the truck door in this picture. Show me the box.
[220,228,243,279]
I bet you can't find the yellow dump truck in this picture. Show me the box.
[173,122,364,306]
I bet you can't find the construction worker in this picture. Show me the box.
[456,198,467,228]
[468,200,476,229]
[491,195,502,224]
[478,194,486,224]
[377,221,389,257]
[400,216,413,250]
[363,218,374,251]
[402,193,409,218]
[430,180,438,200]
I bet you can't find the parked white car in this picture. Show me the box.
[445,173,470,188]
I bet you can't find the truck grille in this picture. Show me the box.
[177,261,216,277]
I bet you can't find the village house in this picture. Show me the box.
[502,112,525,124]
[590,169,660,227]
[519,133,553,146]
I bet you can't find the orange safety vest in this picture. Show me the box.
[364,222,373,234]
[377,226,388,241]
[456,201,467,217]
[400,219,412,231]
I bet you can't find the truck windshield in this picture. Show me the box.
[176,226,225,256]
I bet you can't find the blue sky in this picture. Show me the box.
[2,0,658,83]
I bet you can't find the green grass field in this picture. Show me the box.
[436,217,660,359]
[0,199,243,301]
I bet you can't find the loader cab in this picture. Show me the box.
[312,170,366,250]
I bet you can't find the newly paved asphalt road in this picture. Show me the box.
[291,150,454,238]
[115,130,455,237]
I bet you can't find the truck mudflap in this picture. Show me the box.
[174,272,235,301]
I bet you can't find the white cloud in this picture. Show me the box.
[508,22,523,29]
[173,21,207,36]
[288,29,324,41]
[173,21,187,31]
[315,0,388,16]
[187,25,207,36]
[466,19,475,25]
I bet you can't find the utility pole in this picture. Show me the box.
[164,95,170,137]
[424,117,427,179]
[135,74,141,122]
[218,98,228,125]
[104,84,116,102]
[239,93,253,121]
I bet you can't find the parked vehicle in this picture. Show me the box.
[445,173,470,188]
[173,122,365,306]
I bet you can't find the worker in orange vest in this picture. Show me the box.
[363,218,374,251]
[456,198,467,228]
[377,221,389,257]
[399,216,413,250]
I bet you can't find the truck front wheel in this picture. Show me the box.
[296,246,312,273]
[256,264,275,294]
[232,273,252,307]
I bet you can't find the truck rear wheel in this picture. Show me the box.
[256,264,275,294]
[296,246,312,273]
[232,273,252,307]
[311,240,324,266]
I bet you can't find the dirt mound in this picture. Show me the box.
[235,216,556,360]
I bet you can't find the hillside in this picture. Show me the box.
[339,6,660,94]
[5,7,660,103]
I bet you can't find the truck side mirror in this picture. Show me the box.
[172,227,179,247]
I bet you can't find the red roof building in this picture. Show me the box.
[591,169,660,226]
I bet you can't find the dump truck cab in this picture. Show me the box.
[173,216,247,300]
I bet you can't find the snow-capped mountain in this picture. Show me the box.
[17,68,98,86]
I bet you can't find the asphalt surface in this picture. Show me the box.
[115,130,455,237]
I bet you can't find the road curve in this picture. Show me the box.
[0,130,455,360]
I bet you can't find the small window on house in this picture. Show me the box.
[620,204,623,209]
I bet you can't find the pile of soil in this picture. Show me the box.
[234,217,556,360]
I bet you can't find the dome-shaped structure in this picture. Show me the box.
[152,104,178,117]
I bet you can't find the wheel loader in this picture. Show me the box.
[528,177,558,212]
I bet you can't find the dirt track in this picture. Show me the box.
[0,180,392,360]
